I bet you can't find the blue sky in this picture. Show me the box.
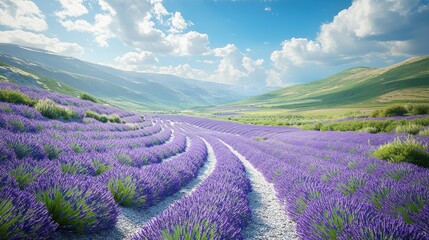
[1,0,428,87]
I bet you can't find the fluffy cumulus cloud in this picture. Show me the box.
[55,0,88,19]
[58,0,209,56]
[0,0,84,58]
[114,50,159,71]
[167,31,209,56]
[168,12,191,33]
[210,44,266,86]
[0,30,84,57]
[270,0,429,84]
[0,0,48,32]
[60,13,113,47]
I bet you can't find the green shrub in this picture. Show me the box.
[85,111,110,123]
[359,127,379,133]
[381,105,407,117]
[369,109,382,118]
[108,114,121,123]
[419,128,429,136]
[406,104,429,115]
[0,89,37,106]
[395,124,422,135]
[79,93,97,103]
[43,144,61,160]
[92,159,112,176]
[255,137,268,142]
[301,122,323,131]
[35,99,76,120]
[372,137,429,168]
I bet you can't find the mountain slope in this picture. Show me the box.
[0,43,251,111]
[234,56,429,110]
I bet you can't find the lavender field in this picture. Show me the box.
[1,82,428,240]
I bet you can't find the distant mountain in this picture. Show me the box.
[0,43,270,111]
[232,56,429,110]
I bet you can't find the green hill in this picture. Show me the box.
[0,43,275,112]
[236,56,429,110]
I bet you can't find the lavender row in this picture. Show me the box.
[217,133,428,239]
[99,134,208,207]
[130,136,251,239]
[0,110,153,134]
[0,135,206,237]
[157,114,296,137]
[0,125,172,162]
[0,82,138,118]
[0,162,119,237]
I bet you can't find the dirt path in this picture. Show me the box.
[221,140,298,240]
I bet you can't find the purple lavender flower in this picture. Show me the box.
[29,174,118,233]
[99,166,153,208]
[0,187,58,239]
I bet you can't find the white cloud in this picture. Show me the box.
[158,64,209,80]
[211,44,266,86]
[264,6,271,12]
[168,12,190,33]
[0,30,84,57]
[201,60,215,64]
[265,69,283,87]
[58,0,210,56]
[270,0,429,85]
[114,50,159,71]
[167,31,210,55]
[153,2,169,23]
[60,13,113,47]
[0,0,48,32]
[55,0,88,19]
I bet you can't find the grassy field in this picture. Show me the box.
[198,56,429,126]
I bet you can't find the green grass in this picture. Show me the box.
[406,104,429,115]
[79,93,98,103]
[419,128,429,136]
[301,117,429,133]
[0,88,37,106]
[219,56,429,121]
[395,124,423,135]
[35,99,79,120]
[85,111,123,123]
[372,137,429,168]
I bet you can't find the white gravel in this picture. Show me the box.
[221,140,299,240]
[162,136,190,162]
[55,138,217,240]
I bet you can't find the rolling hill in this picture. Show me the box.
[232,56,429,111]
[0,43,271,111]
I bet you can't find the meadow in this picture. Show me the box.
[0,82,428,239]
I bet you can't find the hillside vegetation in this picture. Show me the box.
[237,56,429,109]
[209,56,429,126]
[0,44,254,111]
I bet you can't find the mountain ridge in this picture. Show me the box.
[231,56,429,111]
[0,43,273,111]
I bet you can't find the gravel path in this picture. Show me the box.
[55,138,217,240]
[162,136,190,162]
[220,140,299,240]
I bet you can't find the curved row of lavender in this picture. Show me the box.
[165,116,429,239]
[0,83,213,238]
[130,136,252,239]
[2,81,429,239]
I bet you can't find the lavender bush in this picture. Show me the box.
[0,187,57,239]
[29,174,118,233]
